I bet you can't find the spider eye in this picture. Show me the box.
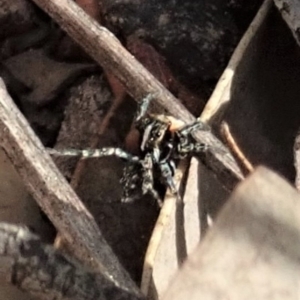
[156,131,161,137]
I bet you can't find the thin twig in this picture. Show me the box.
[221,122,254,175]
[30,0,244,190]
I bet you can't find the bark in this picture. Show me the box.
[0,223,143,300]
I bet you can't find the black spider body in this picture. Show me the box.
[117,95,208,204]
[48,94,208,206]
[122,113,179,204]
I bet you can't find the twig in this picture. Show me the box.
[0,78,139,292]
[30,0,243,190]
[0,223,143,300]
[221,122,254,175]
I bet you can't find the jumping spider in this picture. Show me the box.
[48,95,208,206]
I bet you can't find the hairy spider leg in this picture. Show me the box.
[158,159,181,202]
[176,121,208,157]
[135,94,153,123]
[179,120,207,136]
[47,147,141,163]
[120,163,144,203]
[141,153,163,207]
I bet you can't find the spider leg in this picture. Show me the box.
[176,140,208,158]
[135,93,154,123]
[158,160,181,202]
[141,153,163,207]
[47,147,140,163]
[176,120,208,158]
[120,163,144,203]
[179,119,208,136]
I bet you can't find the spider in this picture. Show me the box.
[47,94,208,206]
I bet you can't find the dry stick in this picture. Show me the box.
[0,79,140,294]
[221,122,254,175]
[30,0,244,190]
[0,223,143,300]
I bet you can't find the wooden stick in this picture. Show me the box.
[221,122,254,174]
[30,0,244,190]
[0,223,143,300]
[0,78,139,292]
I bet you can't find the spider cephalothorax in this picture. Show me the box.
[48,94,208,206]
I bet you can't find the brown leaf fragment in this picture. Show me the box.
[164,167,300,300]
